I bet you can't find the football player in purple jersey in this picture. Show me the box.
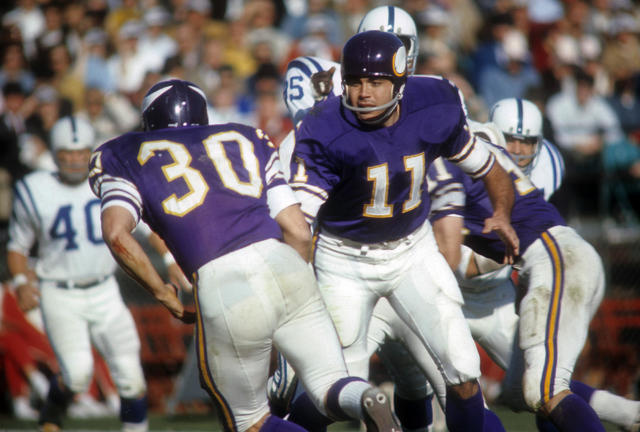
[89,79,402,432]
[286,31,519,432]
[428,140,607,431]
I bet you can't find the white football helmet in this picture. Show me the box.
[357,6,419,75]
[50,116,96,152]
[50,116,96,183]
[489,98,542,168]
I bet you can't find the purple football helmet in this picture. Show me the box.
[141,79,209,130]
[340,30,407,124]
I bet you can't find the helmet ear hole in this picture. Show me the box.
[141,79,209,130]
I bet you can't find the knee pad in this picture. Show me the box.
[111,356,147,398]
[63,356,94,394]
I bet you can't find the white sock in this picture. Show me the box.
[123,419,149,432]
[29,370,50,400]
[590,389,640,428]
[337,381,372,419]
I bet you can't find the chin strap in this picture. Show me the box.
[341,83,404,126]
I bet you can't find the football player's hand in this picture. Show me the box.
[16,282,39,311]
[310,67,336,101]
[167,263,192,293]
[482,215,520,264]
[161,283,195,324]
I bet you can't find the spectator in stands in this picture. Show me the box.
[103,0,141,42]
[243,0,291,67]
[21,84,65,171]
[603,75,640,182]
[547,68,623,160]
[478,28,541,108]
[468,11,515,88]
[222,18,256,79]
[283,13,341,64]
[189,37,225,96]
[0,82,29,270]
[46,43,85,112]
[107,20,153,98]
[207,64,252,125]
[281,0,343,46]
[0,82,30,182]
[251,89,292,146]
[35,2,64,57]
[0,42,35,94]
[76,87,139,145]
[138,6,177,74]
[61,1,91,60]
[78,28,116,93]
[2,0,45,61]
[601,12,640,84]
[546,67,625,216]
[171,20,204,74]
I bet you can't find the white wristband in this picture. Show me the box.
[162,251,176,267]
[12,273,28,286]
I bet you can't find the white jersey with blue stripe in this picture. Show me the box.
[283,56,342,124]
[7,170,117,281]
[528,138,565,200]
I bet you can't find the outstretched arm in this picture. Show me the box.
[101,206,194,323]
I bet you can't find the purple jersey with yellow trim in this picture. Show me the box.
[89,123,285,277]
[428,144,566,263]
[290,75,495,243]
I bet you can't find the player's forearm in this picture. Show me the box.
[101,207,173,305]
[432,216,464,271]
[275,204,313,262]
[7,250,31,279]
[105,230,160,287]
[483,162,514,218]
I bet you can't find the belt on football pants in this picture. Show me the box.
[52,275,109,289]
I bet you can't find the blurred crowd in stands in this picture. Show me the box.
[2,0,640,419]
[0,0,639,225]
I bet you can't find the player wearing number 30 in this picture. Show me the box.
[89,79,401,432]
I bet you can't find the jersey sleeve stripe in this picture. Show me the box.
[448,135,476,163]
[303,56,324,73]
[287,60,314,78]
[99,176,143,209]
[451,141,496,179]
[13,179,41,225]
[290,182,329,200]
[101,197,141,223]
[265,153,285,185]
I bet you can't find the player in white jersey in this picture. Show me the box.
[7,116,148,432]
[489,98,565,200]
